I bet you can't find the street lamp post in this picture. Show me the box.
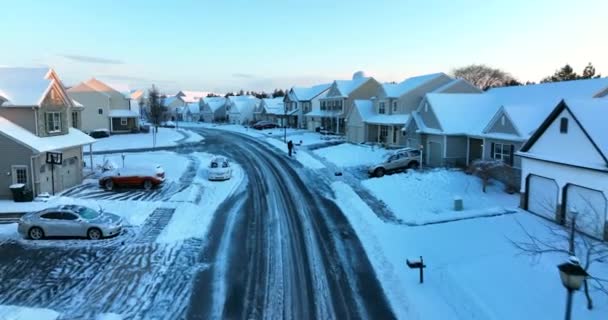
[284,103,288,143]
[558,256,589,320]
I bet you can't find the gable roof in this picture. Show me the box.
[290,83,331,101]
[333,77,371,97]
[176,90,211,103]
[382,73,447,98]
[228,95,260,115]
[486,104,555,139]
[0,67,55,106]
[201,96,227,112]
[422,93,500,135]
[431,78,482,93]
[260,97,284,115]
[487,77,608,100]
[0,116,95,153]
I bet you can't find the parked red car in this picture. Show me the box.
[252,120,279,130]
[99,165,165,191]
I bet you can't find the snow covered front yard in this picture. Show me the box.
[332,181,608,320]
[264,138,325,169]
[91,127,203,152]
[362,169,519,224]
[314,143,391,167]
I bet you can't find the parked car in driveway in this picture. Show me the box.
[18,205,123,240]
[90,128,110,138]
[368,148,421,177]
[208,156,233,181]
[99,165,165,191]
[160,121,176,128]
[252,120,279,130]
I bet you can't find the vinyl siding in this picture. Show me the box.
[0,135,34,199]
[446,135,468,167]
[419,102,442,130]
[486,112,519,135]
[68,90,111,132]
[0,107,37,133]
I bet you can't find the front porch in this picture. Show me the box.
[365,124,405,148]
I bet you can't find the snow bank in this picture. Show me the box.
[314,143,391,167]
[0,223,19,243]
[331,181,608,319]
[96,312,123,320]
[91,127,202,152]
[0,305,60,320]
[362,169,518,224]
[264,138,325,169]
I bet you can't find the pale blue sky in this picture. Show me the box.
[1,0,606,93]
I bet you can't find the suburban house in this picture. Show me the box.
[178,102,200,122]
[518,99,608,241]
[128,89,145,117]
[226,95,260,125]
[408,77,608,170]
[284,83,331,129]
[67,78,139,133]
[254,97,285,124]
[200,96,227,122]
[305,71,381,134]
[163,95,185,121]
[0,67,95,198]
[346,73,480,146]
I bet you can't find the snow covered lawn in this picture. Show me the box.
[332,181,608,320]
[91,127,203,152]
[362,169,519,224]
[264,138,325,169]
[283,131,343,146]
[0,305,59,320]
[314,143,391,167]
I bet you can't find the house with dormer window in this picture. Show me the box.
[0,67,95,199]
[284,83,331,129]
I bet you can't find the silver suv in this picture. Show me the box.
[368,148,421,177]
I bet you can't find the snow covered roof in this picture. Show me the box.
[490,104,555,138]
[486,77,608,100]
[366,114,410,125]
[186,102,200,114]
[290,83,331,101]
[164,96,183,106]
[305,109,341,117]
[202,97,227,112]
[565,98,608,158]
[108,109,139,118]
[129,89,145,101]
[353,99,374,120]
[382,73,447,98]
[0,67,54,106]
[0,116,95,153]
[71,99,84,109]
[424,93,500,135]
[334,77,371,97]
[431,78,481,93]
[176,90,210,103]
[228,95,259,117]
[260,97,285,115]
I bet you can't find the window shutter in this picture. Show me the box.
[490,142,495,158]
[509,145,515,166]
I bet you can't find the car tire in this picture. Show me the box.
[143,179,153,191]
[28,227,44,240]
[104,179,114,191]
[374,168,385,178]
[87,228,102,240]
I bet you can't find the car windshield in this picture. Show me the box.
[77,207,99,220]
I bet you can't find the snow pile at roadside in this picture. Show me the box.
[0,305,60,320]
[314,143,391,167]
[331,181,608,319]
[362,169,518,224]
[283,131,342,146]
[264,138,325,169]
[96,312,123,320]
[178,129,204,143]
[0,223,19,243]
[156,152,245,243]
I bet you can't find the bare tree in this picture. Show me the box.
[510,210,608,310]
[453,64,518,90]
[148,85,167,126]
[468,160,505,193]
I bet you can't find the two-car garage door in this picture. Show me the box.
[527,175,607,239]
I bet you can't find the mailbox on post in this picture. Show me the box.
[406,256,426,284]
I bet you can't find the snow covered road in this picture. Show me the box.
[185,129,395,319]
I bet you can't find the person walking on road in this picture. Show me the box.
[287,140,294,157]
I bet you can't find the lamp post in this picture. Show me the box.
[558,256,589,320]
[284,102,288,143]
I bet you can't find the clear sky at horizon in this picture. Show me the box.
[1,0,606,93]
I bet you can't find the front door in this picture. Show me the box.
[469,138,483,164]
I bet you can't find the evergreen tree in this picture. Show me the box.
[272,88,286,98]
[581,63,601,79]
[225,92,235,98]
[237,89,245,96]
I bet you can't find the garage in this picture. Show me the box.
[60,156,81,190]
[527,175,559,220]
[564,184,607,239]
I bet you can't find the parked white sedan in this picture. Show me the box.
[208,156,232,181]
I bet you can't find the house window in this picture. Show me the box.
[492,143,513,165]
[392,101,397,112]
[72,111,78,128]
[98,108,103,115]
[560,117,568,133]
[424,102,429,112]
[45,112,62,133]
[321,101,326,111]
[501,115,506,126]
[120,118,128,126]
[12,166,27,185]
[379,102,386,114]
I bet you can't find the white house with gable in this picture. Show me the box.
[518,99,608,240]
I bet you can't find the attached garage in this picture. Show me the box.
[526,175,559,220]
[427,141,442,167]
[564,185,607,239]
